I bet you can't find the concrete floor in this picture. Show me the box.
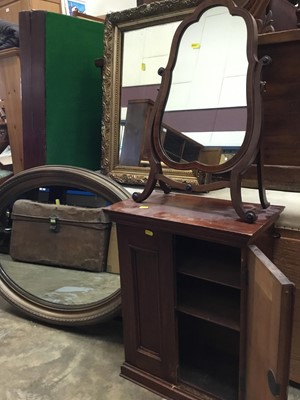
[0,296,300,400]
[0,296,163,400]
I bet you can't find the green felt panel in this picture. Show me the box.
[45,13,104,169]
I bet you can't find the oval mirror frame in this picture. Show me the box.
[153,0,259,174]
[0,166,130,325]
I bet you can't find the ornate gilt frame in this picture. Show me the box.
[101,0,272,186]
[101,0,208,186]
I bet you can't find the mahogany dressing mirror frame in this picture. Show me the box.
[132,0,272,223]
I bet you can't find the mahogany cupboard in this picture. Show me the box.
[105,193,294,400]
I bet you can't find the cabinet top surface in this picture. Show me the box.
[105,193,284,241]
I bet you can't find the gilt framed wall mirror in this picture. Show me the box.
[101,0,214,186]
[101,0,272,187]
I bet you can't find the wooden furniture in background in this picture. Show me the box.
[71,9,105,23]
[161,124,205,163]
[244,32,300,383]
[19,10,104,170]
[119,99,154,166]
[267,0,297,31]
[0,1,61,176]
[0,48,23,173]
[273,228,300,384]
[136,0,298,32]
[254,30,300,193]
[0,0,61,23]
[106,193,294,400]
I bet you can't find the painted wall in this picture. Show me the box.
[85,0,136,15]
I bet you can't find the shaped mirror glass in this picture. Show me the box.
[161,6,248,166]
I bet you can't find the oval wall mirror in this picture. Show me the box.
[133,0,271,223]
[0,166,130,325]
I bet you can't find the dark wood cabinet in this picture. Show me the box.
[105,194,294,400]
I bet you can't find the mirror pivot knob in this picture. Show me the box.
[157,67,165,76]
[245,210,257,224]
[261,55,272,65]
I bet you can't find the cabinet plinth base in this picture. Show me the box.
[120,363,217,400]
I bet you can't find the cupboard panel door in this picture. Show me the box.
[246,245,294,400]
[116,224,177,382]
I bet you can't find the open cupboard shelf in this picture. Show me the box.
[176,236,241,289]
[176,236,241,331]
[177,277,241,331]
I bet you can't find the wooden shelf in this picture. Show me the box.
[176,236,241,289]
[177,279,240,331]
[177,260,241,289]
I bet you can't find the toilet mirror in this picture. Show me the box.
[133,0,271,223]
[0,166,130,325]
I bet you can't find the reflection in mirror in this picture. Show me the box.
[161,6,248,166]
[113,5,248,173]
[0,187,119,306]
[0,256,120,306]
[119,22,180,167]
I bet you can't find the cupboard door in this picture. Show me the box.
[246,245,294,400]
[116,224,177,382]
